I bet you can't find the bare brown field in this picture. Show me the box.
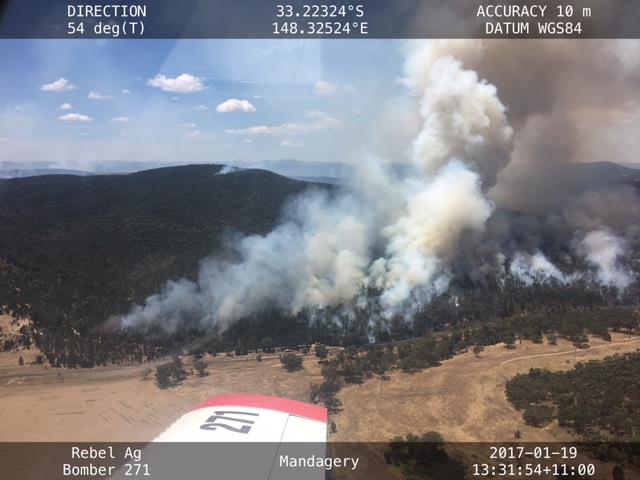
[333,333,640,442]
[0,350,322,442]
[0,328,638,443]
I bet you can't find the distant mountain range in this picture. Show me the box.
[2,159,637,185]
[0,168,94,179]
[0,159,417,183]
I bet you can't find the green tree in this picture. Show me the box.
[523,405,554,427]
[280,353,303,372]
[155,356,187,389]
[504,333,516,350]
[155,364,174,389]
[260,337,275,353]
[194,360,208,377]
[315,343,328,359]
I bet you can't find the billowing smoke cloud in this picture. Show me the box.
[122,190,373,333]
[374,162,493,309]
[578,229,634,291]
[119,39,640,335]
[365,52,513,314]
[409,56,513,188]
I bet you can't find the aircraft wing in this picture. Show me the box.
[122,394,330,480]
[154,394,328,442]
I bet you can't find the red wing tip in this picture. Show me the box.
[192,394,328,423]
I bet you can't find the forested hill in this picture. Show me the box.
[0,164,325,333]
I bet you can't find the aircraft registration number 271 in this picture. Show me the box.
[200,410,259,434]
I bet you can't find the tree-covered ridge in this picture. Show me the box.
[0,165,319,331]
[506,352,640,440]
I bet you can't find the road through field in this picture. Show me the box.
[498,337,640,366]
[334,333,640,442]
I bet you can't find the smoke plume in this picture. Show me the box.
[578,229,634,291]
[510,251,570,286]
[119,39,640,335]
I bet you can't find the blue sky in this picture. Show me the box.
[0,39,414,169]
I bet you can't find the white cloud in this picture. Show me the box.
[58,113,92,123]
[216,99,256,113]
[194,104,209,111]
[121,89,132,95]
[180,122,197,128]
[88,91,114,100]
[185,129,213,139]
[147,73,205,93]
[111,116,130,123]
[226,111,339,136]
[41,78,76,92]
[0,137,8,142]
[313,80,338,96]
[306,110,333,119]
[59,103,73,110]
[281,139,304,147]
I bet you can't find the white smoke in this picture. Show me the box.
[578,229,634,291]
[509,251,570,286]
[364,50,513,314]
[121,190,373,333]
[372,161,494,312]
[216,165,242,175]
[408,54,513,188]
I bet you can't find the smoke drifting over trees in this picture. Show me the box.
[120,40,640,335]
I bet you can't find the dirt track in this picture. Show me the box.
[333,333,640,442]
